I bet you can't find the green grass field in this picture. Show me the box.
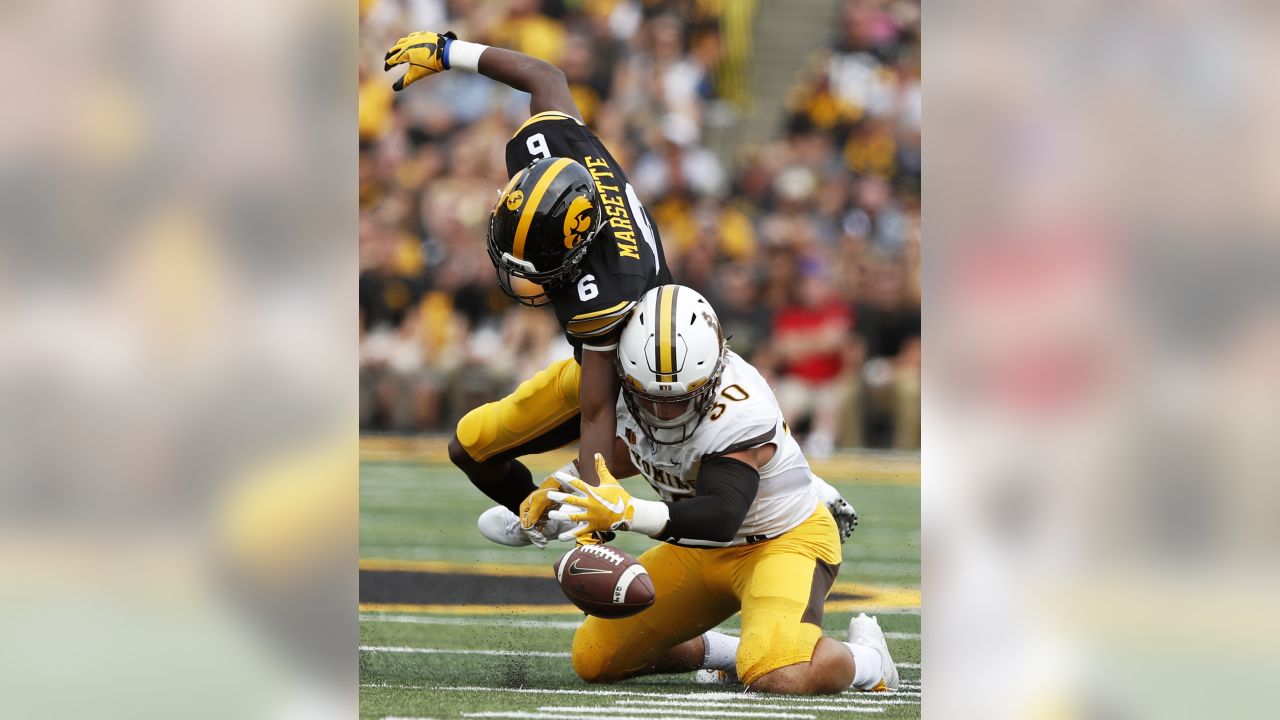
[360,437,921,719]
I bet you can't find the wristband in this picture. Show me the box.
[628,497,671,538]
[445,39,488,73]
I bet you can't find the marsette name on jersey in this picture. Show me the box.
[582,156,640,261]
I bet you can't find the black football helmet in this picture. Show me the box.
[486,157,603,307]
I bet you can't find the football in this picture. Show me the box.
[553,543,655,618]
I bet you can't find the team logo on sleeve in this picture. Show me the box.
[563,195,595,249]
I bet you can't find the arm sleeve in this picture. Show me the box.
[657,456,760,543]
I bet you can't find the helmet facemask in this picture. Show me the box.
[487,233,592,307]
[619,345,727,445]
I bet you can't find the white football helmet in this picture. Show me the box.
[616,285,726,445]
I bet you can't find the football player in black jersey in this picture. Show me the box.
[386,31,672,543]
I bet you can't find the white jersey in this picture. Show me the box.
[616,350,819,547]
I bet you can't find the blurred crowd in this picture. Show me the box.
[359,0,920,453]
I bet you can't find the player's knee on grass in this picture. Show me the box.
[570,626,625,684]
[748,637,854,695]
[736,613,827,687]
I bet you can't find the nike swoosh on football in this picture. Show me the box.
[567,560,613,576]
[582,484,627,515]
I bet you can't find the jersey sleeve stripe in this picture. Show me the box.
[567,313,629,338]
[571,300,632,321]
[512,111,579,138]
[703,426,778,460]
[512,157,574,260]
[567,313,625,335]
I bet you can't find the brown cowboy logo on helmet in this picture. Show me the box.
[562,195,594,249]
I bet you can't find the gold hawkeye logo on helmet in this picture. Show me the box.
[505,190,524,211]
[563,195,594,249]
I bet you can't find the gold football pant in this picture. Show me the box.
[571,502,843,686]
[454,357,582,462]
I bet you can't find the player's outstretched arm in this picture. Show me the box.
[477,46,581,120]
[384,31,581,120]
[576,348,621,486]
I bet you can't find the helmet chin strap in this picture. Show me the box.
[641,408,700,430]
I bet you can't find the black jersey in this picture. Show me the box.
[505,111,672,356]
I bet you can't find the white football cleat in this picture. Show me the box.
[848,613,899,691]
[477,505,541,547]
[477,505,574,548]
[694,668,738,685]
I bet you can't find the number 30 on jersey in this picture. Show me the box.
[709,384,749,420]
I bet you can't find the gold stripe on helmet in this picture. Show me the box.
[512,157,573,260]
[656,286,676,381]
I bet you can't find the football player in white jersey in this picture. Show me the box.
[534,285,898,695]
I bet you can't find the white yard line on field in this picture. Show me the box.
[463,713,707,720]
[697,629,919,641]
[616,700,886,713]
[360,614,584,630]
[537,706,815,718]
[358,614,920,645]
[361,685,781,701]
[636,692,922,704]
[361,684,918,704]
[620,696,916,708]
[360,645,569,658]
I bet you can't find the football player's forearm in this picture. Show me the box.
[661,497,743,543]
[476,47,581,119]
[658,457,760,543]
[577,410,615,486]
[577,349,621,486]
[609,435,639,478]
